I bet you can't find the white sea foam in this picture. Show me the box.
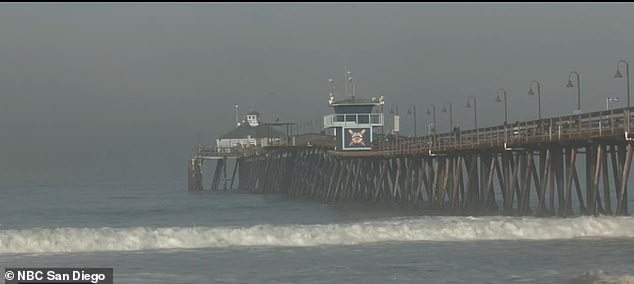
[1,216,633,254]
[573,270,634,284]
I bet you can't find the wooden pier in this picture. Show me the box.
[190,108,634,216]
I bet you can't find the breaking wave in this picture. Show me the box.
[573,270,634,284]
[1,216,634,254]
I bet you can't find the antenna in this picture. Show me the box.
[234,104,240,127]
[344,65,349,97]
[328,77,335,96]
[328,77,335,105]
[351,78,355,97]
[346,65,354,97]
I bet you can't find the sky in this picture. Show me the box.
[1,2,634,185]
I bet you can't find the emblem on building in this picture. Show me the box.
[348,129,367,146]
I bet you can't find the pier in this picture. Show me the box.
[189,96,634,217]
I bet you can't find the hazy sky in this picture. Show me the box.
[1,3,634,185]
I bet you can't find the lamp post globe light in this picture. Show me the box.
[495,88,508,125]
[466,96,478,143]
[528,80,542,122]
[567,71,581,113]
[615,60,630,108]
[441,101,453,133]
[426,104,437,133]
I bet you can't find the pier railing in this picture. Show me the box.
[197,108,633,158]
[372,108,633,156]
[193,145,254,159]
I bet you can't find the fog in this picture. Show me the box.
[1,3,633,185]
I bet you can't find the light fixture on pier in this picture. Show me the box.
[615,60,630,108]
[466,96,478,143]
[495,88,508,125]
[426,104,437,132]
[566,79,574,88]
[566,71,581,113]
[442,100,453,133]
[529,80,542,122]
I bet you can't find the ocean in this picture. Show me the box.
[1,182,633,283]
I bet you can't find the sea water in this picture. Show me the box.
[0,182,633,283]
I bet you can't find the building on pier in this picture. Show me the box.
[215,111,286,152]
[323,94,385,151]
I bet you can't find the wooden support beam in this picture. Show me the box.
[602,144,612,215]
[564,147,575,216]
[502,152,511,211]
[426,158,436,207]
[528,151,541,215]
[617,142,633,215]
[538,149,551,216]
[508,153,521,212]
[440,158,452,208]
[520,152,533,215]
[375,159,389,201]
[229,158,239,190]
[554,147,565,216]
[432,158,442,207]
[591,145,604,216]
[483,153,496,210]
[494,154,505,205]
[326,157,340,202]
[413,158,424,204]
[586,144,595,214]
[455,156,465,210]
[572,160,585,214]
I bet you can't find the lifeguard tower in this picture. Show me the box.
[323,72,384,151]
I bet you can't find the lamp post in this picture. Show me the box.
[426,104,437,133]
[466,96,478,143]
[345,68,355,97]
[614,60,630,108]
[234,104,239,127]
[441,101,453,133]
[345,69,350,96]
[529,80,542,121]
[567,71,581,113]
[348,75,355,97]
[328,77,335,96]
[380,103,385,135]
[407,104,417,137]
[495,88,508,125]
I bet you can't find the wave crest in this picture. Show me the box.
[1,216,634,254]
[573,270,634,284]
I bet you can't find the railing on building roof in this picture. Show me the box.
[323,113,383,128]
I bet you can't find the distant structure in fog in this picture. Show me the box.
[215,111,285,152]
